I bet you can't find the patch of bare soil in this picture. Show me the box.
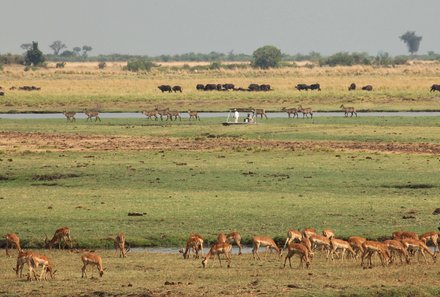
[1,131,440,154]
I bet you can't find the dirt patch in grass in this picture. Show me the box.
[1,131,440,154]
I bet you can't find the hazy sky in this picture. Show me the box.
[1,0,438,56]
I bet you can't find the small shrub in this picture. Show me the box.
[123,59,156,72]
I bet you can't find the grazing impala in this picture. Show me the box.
[181,234,204,259]
[348,236,366,259]
[217,232,227,243]
[4,233,22,256]
[301,236,314,259]
[401,238,437,263]
[361,241,391,268]
[392,231,419,240]
[142,110,158,120]
[383,240,410,264]
[45,227,72,249]
[13,251,33,278]
[28,253,55,281]
[283,242,311,269]
[298,105,313,118]
[63,111,76,122]
[329,238,355,261]
[309,234,331,259]
[155,108,169,121]
[252,236,281,260]
[114,233,127,258]
[302,228,316,239]
[226,232,243,255]
[322,229,335,239]
[201,242,232,268]
[188,111,200,121]
[281,107,298,118]
[282,229,302,253]
[340,104,357,117]
[84,109,101,122]
[81,252,104,278]
[419,231,439,253]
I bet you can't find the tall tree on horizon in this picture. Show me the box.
[399,31,422,55]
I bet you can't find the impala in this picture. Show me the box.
[45,227,72,249]
[401,238,437,263]
[252,236,281,260]
[309,234,331,259]
[255,108,268,119]
[298,105,313,118]
[28,253,55,281]
[114,233,127,258]
[188,110,200,121]
[282,229,302,253]
[329,238,355,261]
[84,109,101,122]
[347,236,366,259]
[322,229,335,239]
[361,241,391,268]
[217,232,227,243]
[13,250,33,278]
[383,240,410,264]
[81,252,104,278]
[301,236,314,259]
[283,242,311,269]
[340,104,357,117]
[281,107,298,118]
[392,231,419,240]
[166,111,181,121]
[226,232,244,255]
[63,111,76,122]
[201,242,232,268]
[302,228,316,238]
[4,233,22,256]
[155,108,169,121]
[419,231,439,253]
[181,234,204,259]
[142,110,158,120]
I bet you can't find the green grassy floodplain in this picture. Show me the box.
[1,116,440,296]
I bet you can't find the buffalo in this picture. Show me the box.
[430,84,440,92]
[196,84,205,91]
[348,83,356,91]
[158,85,172,93]
[361,85,373,91]
[172,86,183,93]
[309,83,321,91]
[0,90,4,96]
[260,84,271,91]
[295,84,310,91]
[248,84,261,91]
[204,84,217,91]
[222,83,235,90]
[19,86,41,91]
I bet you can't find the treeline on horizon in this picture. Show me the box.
[2,50,440,69]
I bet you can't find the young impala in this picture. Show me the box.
[28,253,55,281]
[419,231,439,253]
[181,234,204,259]
[330,238,355,261]
[114,233,127,258]
[4,233,22,256]
[283,242,311,269]
[226,232,244,255]
[401,238,437,263]
[347,236,366,259]
[201,242,232,268]
[383,240,410,264]
[252,236,281,260]
[81,252,104,278]
[361,241,391,268]
[282,229,302,253]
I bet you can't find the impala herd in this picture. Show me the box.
[3,227,438,281]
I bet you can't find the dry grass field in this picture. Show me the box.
[1,62,440,112]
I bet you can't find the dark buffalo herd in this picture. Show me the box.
[194,83,271,92]
[158,85,183,93]
[295,83,321,91]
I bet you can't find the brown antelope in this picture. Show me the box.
[329,238,355,261]
[419,231,439,253]
[201,242,232,268]
[322,229,335,239]
[188,110,200,121]
[301,236,314,259]
[84,109,101,122]
[252,236,281,260]
[401,238,437,263]
[255,108,268,119]
[13,251,33,278]
[114,233,127,258]
[45,227,72,249]
[181,234,204,259]
[166,110,181,121]
[281,107,299,118]
[226,232,243,255]
[142,110,158,120]
[383,240,410,264]
[298,105,313,118]
[302,228,316,238]
[282,229,302,253]
[155,108,169,121]
[217,232,227,243]
[392,231,419,240]
[63,111,76,122]
[4,233,22,256]
[283,242,311,269]
[347,236,367,259]
[340,104,357,117]
[28,253,55,281]
[361,241,391,268]
[81,252,104,278]
[309,234,331,259]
